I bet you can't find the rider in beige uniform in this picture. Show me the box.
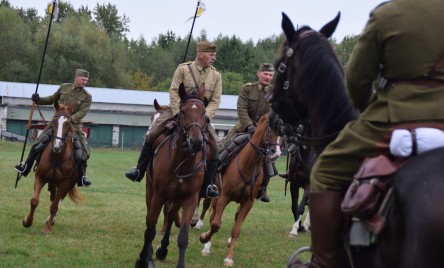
[125,41,222,198]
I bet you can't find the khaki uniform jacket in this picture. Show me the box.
[233,82,271,133]
[346,0,444,122]
[170,61,222,120]
[39,83,92,126]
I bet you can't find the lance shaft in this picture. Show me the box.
[16,1,57,188]
[182,1,201,63]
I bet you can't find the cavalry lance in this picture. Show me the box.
[15,0,58,188]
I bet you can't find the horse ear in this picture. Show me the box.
[319,12,340,38]
[178,83,187,101]
[198,83,205,100]
[154,99,160,111]
[282,12,295,41]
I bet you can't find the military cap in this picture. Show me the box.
[75,69,89,77]
[258,63,274,72]
[196,41,217,53]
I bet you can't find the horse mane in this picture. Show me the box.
[274,27,358,142]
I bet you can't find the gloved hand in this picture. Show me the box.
[31,93,40,103]
[246,125,256,134]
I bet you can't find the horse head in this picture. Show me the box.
[177,83,206,153]
[250,114,283,161]
[51,100,75,153]
[269,12,356,151]
[151,98,168,124]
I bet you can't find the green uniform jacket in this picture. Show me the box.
[39,83,92,125]
[346,0,444,122]
[170,61,222,120]
[233,82,271,133]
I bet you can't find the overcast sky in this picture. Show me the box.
[11,0,384,42]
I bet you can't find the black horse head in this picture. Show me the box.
[268,12,357,150]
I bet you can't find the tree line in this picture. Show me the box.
[0,0,359,95]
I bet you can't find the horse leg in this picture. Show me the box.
[157,201,182,261]
[194,197,211,230]
[176,197,197,268]
[191,198,201,227]
[200,195,229,244]
[136,194,164,268]
[288,181,300,237]
[23,175,45,228]
[42,188,64,234]
[224,200,254,267]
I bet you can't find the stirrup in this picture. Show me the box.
[78,176,91,187]
[15,162,27,174]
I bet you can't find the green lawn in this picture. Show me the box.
[0,140,310,268]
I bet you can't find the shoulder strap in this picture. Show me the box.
[187,64,199,90]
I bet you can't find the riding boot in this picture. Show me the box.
[202,159,219,198]
[257,175,270,202]
[125,142,153,182]
[14,143,39,177]
[289,191,343,268]
[77,160,91,187]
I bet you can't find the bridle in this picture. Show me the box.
[172,97,207,180]
[270,29,340,147]
[51,113,72,153]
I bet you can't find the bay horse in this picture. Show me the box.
[136,84,208,268]
[199,114,282,266]
[22,100,81,234]
[269,12,444,268]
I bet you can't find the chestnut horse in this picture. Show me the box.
[22,100,81,234]
[269,12,444,268]
[199,114,282,266]
[136,84,208,268]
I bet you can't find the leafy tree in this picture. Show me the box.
[221,71,244,95]
[93,3,129,39]
[128,69,154,90]
[0,7,36,81]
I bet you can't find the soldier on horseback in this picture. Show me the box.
[290,1,444,267]
[15,69,92,187]
[222,63,276,202]
[125,41,222,198]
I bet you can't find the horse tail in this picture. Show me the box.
[67,187,83,205]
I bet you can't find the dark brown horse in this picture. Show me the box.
[22,100,81,234]
[269,12,444,268]
[199,114,283,266]
[136,84,208,268]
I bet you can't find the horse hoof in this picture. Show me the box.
[201,242,211,256]
[41,229,51,235]
[156,246,168,261]
[22,219,32,228]
[223,257,234,266]
[288,232,298,238]
[193,219,203,230]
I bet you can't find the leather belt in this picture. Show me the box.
[388,78,444,88]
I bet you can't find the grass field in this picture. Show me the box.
[0,139,310,268]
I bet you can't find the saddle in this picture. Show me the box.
[217,133,250,173]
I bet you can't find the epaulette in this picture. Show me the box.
[244,82,256,87]
[210,66,218,71]
[179,61,193,66]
